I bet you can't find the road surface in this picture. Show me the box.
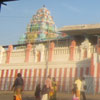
[0,91,99,100]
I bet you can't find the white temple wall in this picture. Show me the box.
[0,62,91,91]
[2,51,7,64]
[29,49,35,63]
[0,43,99,93]
[10,49,25,64]
[0,45,95,64]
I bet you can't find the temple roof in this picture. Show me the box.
[25,6,58,43]
[59,24,100,36]
[26,6,57,33]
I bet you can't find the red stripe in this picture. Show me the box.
[42,69,46,84]
[54,68,57,78]
[4,70,9,90]
[80,67,83,77]
[44,69,46,77]
[32,69,37,90]
[58,68,62,91]
[10,70,13,77]
[62,68,67,91]
[85,67,89,75]
[39,69,42,84]
[24,69,27,77]
[14,69,18,78]
[29,69,32,77]
[0,70,4,90]
[28,69,32,90]
[8,69,13,90]
[69,68,72,90]
[23,69,27,90]
[13,69,18,90]
[20,69,23,75]
[49,68,52,77]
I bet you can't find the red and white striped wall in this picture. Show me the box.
[0,67,93,92]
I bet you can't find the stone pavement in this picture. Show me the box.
[0,91,100,100]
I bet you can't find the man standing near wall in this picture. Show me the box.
[11,73,24,100]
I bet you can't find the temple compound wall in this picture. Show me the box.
[0,39,100,93]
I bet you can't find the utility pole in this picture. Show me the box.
[45,40,50,79]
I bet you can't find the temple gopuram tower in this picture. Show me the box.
[25,5,57,43]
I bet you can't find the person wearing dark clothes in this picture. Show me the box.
[41,85,49,100]
[35,84,41,100]
[12,73,24,100]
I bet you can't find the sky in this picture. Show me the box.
[0,0,100,45]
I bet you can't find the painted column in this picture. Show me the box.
[25,44,32,63]
[69,40,76,60]
[48,42,55,62]
[6,45,13,64]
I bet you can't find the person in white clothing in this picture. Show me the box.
[41,85,49,100]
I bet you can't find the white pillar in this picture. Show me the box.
[0,46,5,64]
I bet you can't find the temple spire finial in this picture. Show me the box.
[43,5,45,7]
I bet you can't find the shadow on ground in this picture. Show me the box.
[0,91,100,100]
[22,92,100,100]
[23,97,34,100]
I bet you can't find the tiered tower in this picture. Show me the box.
[25,5,57,43]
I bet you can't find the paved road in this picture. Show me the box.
[0,91,99,100]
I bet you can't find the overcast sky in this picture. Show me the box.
[0,0,100,45]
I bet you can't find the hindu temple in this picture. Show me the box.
[0,6,100,93]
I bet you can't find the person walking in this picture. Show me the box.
[81,77,87,100]
[74,77,82,100]
[72,84,79,100]
[11,73,24,100]
[45,75,52,99]
[41,85,49,100]
[45,75,52,90]
[35,84,41,100]
[49,77,57,100]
